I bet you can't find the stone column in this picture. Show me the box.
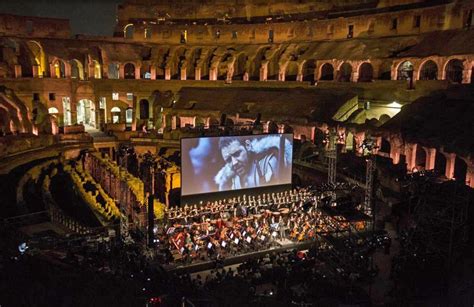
[405,143,417,172]
[195,67,201,80]
[351,71,359,82]
[278,67,285,81]
[444,153,456,179]
[210,67,217,81]
[243,72,249,81]
[150,66,156,80]
[14,64,22,78]
[180,68,187,80]
[32,65,39,78]
[165,67,171,80]
[424,147,436,170]
[462,62,471,84]
[50,63,56,78]
[260,62,268,81]
[389,141,401,164]
[119,64,125,79]
[135,65,141,79]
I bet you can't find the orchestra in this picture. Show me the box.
[157,188,359,264]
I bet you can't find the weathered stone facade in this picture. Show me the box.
[0,0,473,187]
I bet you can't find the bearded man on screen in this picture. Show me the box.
[214,135,290,191]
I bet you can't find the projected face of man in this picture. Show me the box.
[221,140,249,177]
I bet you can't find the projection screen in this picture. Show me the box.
[181,134,293,196]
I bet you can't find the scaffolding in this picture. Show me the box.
[326,129,337,185]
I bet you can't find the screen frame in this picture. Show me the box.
[180,132,294,198]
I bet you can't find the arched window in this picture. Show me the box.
[124,24,134,39]
[124,63,136,79]
[111,107,121,124]
[93,60,101,79]
[320,63,334,80]
[108,63,119,79]
[338,63,352,82]
[285,61,298,81]
[397,61,413,80]
[48,107,59,114]
[302,60,316,82]
[419,60,438,80]
[139,99,149,119]
[445,59,464,83]
[54,60,66,78]
[70,59,84,80]
[358,62,373,82]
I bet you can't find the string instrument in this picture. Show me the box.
[298,222,311,241]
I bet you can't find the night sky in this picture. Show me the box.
[0,0,123,36]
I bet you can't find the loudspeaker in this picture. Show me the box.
[220,113,227,126]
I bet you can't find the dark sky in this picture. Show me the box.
[0,0,124,36]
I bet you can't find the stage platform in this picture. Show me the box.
[162,240,314,274]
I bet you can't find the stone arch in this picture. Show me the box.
[123,24,134,39]
[444,59,464,83]
[48,107,59,114]
[396,61,413,80]
[419,60,438,80]
[108,63,120,79]
[338,62,352,82]
[285,61,299,81]
[124,63,136,79]
[434,151,447,177]
[358,62,373,82]
[77,99,96,127]
[52,58,66,78]
[250,46,270,81]
[302,59,317,82]
[70,59,84,80]
[415,146,427,170]
[319,63,334,80]
[380,138,391,154]
[17,42,35,78]
[174,47,188,80]
[454,156,467,182]
[139,99,149,119]
[233,53,247,80]
[26,40,47,77]
[140,63,151,79]
[217,51,234,81]
[111,106,122,123]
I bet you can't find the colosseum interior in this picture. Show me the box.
[0,0,473,305]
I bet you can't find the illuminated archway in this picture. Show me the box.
[111,106,121,123]
[70,59,84,80]
[124,63,135,79]
[320,63,334,80]
[419,60,438,80]
[445,59,463,83]
[26,40,47,77]
[397,61,413,80]
[92,60,102,79]
[338,62,352,82]
[53,59,66,78]
[233,53,247,80]
[108,63,119,79]
[285,61,298,81]
[302,59,317,82]
[77,99,96,128]
[358,62,373,82]
[124,24,134,39]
